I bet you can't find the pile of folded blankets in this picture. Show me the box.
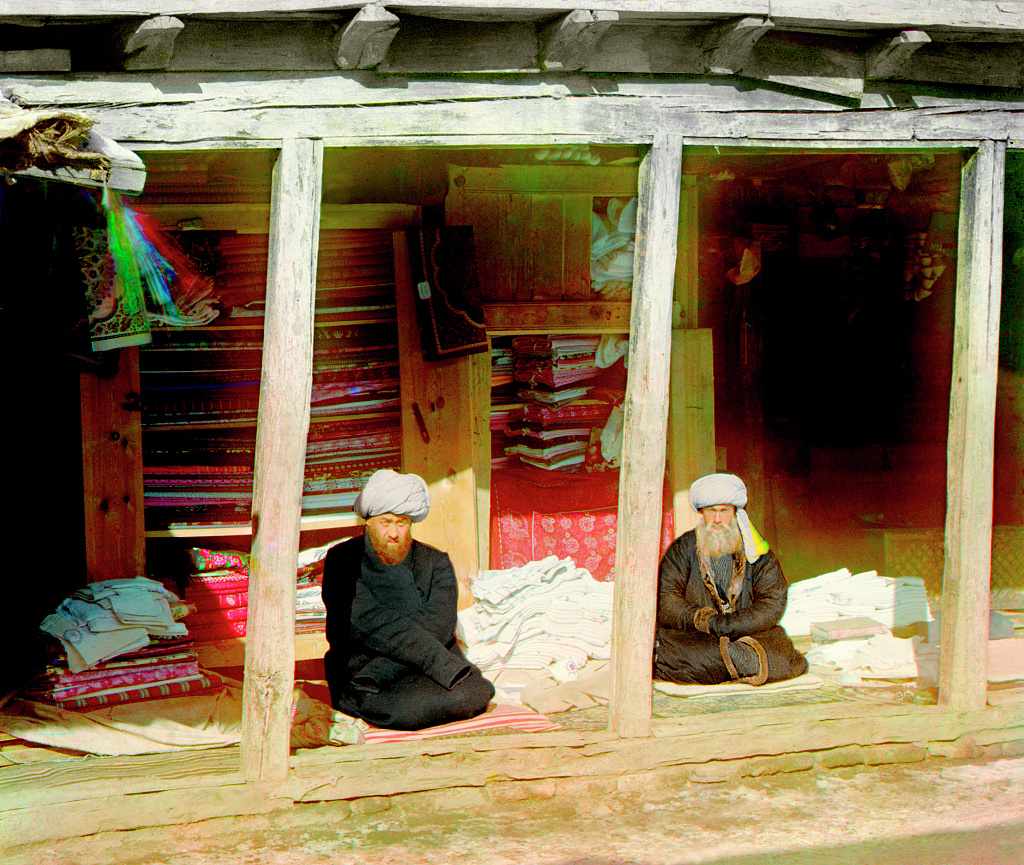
[458,556,614,695]
[780,567,933,637]
[181,543,334,642]
[30,577,221,710]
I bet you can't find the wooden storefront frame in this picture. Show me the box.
[227,126,1013,773]
[0,82,1019,836]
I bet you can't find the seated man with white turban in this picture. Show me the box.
[322,469,494,730]
[654,472,808,686]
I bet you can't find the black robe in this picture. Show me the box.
[322,533,494,730]
[654,529,808,685]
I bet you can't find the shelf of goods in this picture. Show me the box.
[136,203,420,666]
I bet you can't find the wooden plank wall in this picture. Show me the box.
[79,347,146,581]
[446,165,638,302]
[241,138,324,781]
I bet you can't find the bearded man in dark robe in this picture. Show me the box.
[322,469,494,729]
[653,473,808,686]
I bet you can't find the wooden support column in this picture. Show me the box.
[940,140,1006,711]
[242,138,323,781]
[609,132,682,738]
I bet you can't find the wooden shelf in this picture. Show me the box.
[146,512,362,538]
[195,631,328,669]
[135,202,420,233]
[484,301,630,335]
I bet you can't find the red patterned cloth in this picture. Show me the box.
[363,703,560,743]
[490,466,675,582]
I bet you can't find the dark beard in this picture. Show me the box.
[696,519,741,558]
[370,534,412,565]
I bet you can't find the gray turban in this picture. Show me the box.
[354,469,430,523]
[689,473,759,562]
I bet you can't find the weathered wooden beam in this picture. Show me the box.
[4,74,1014,118]
[940,139,1006,712]
[609,131,682,739]
[539,10,618,72]
[332,3,400,70]
[0,48,70,72]
[4,2,1024,37]
[899,42,1024,91]
[241,137,324,782]
[865,29,931,80]
[701,15,774,75]
[24,94,1024,147]
[741,29,866,101]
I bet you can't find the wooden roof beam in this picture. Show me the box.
[539,10,618,72]
[865,29,931,80]
[701,16,774,75]
[332,3,400,70]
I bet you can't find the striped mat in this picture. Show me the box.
[363,703,561,744]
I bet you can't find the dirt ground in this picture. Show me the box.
[7,755,1023,865]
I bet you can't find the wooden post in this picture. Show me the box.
[940,140,1006,711]
[241,138,323,781]
[609,132,683,738]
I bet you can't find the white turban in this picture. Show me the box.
[689,473,760,563]
[354,469,430,523]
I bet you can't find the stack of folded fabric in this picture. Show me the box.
[301,416,400,515]
[490,340,516,398]
[780,567,934,637]
[30,578,222,710]
[513,334,603,407]
[182,548,252,643]
[182,541,341,643]
[457,556,614,688]
[503,401,614,472]
[293,540,338,635]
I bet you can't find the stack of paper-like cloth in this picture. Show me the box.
[30,577,222,710]
[301,416,400,515]
[781,567,933,637]
[503,401,613,472]
[458,556,614,693]
[182,541,341,642]
[513,334,603,409]
[182,548,251,642]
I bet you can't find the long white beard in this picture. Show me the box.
[697,519,741,558]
